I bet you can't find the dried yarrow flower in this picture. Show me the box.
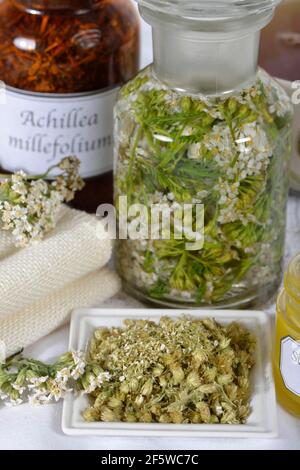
[84,316,256,425]
[0,156,85,247]
[0,316,256,424]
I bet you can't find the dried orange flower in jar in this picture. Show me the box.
[0,0,140,212]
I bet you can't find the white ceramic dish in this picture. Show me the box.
[62,308,278,438]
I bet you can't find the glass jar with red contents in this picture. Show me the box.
[0,0,140,212]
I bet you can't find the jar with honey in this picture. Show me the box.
[0,0,140,212]
[274,254,300,418]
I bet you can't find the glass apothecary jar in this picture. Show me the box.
[114,0,293,308]
[0,0,140,212]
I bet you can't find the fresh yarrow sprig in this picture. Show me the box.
[0,351,111,406]
[0,156,85,247]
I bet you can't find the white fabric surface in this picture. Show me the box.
[0,205,121,356]
[0,15,299,451]
[0,206,112,317]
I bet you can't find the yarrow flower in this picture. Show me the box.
[70,351,86,380]
[81,372,111,394]
[27,376,49,389]
[0,156,85,247]
[0,350,110,407]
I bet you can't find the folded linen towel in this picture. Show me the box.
[0,206,121,357]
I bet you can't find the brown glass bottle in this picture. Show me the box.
[259,0,300,194]
[0,0,140,212]
[259,0,300,81]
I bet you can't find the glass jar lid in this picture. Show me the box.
[137,1,281,19]
[137,0,281,32]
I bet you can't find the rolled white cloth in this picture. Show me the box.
[0,206,121,357]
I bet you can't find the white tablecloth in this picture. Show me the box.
[0,16,300,451]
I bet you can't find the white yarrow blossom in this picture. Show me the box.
[0,157,84,247]
[28,376,49,388]
[0,349,104,407]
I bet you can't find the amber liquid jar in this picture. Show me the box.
[274,254,300,418]
[0,0,140,212]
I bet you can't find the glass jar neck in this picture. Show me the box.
[151,26,260,95]
[139,3,276,95]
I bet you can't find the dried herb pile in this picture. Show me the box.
[84,317,256,424]
[115,67,292,306]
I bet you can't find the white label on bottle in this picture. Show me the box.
[280,336,300,397]
[0,86,118,178]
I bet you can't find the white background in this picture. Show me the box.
[0,8,300,451]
